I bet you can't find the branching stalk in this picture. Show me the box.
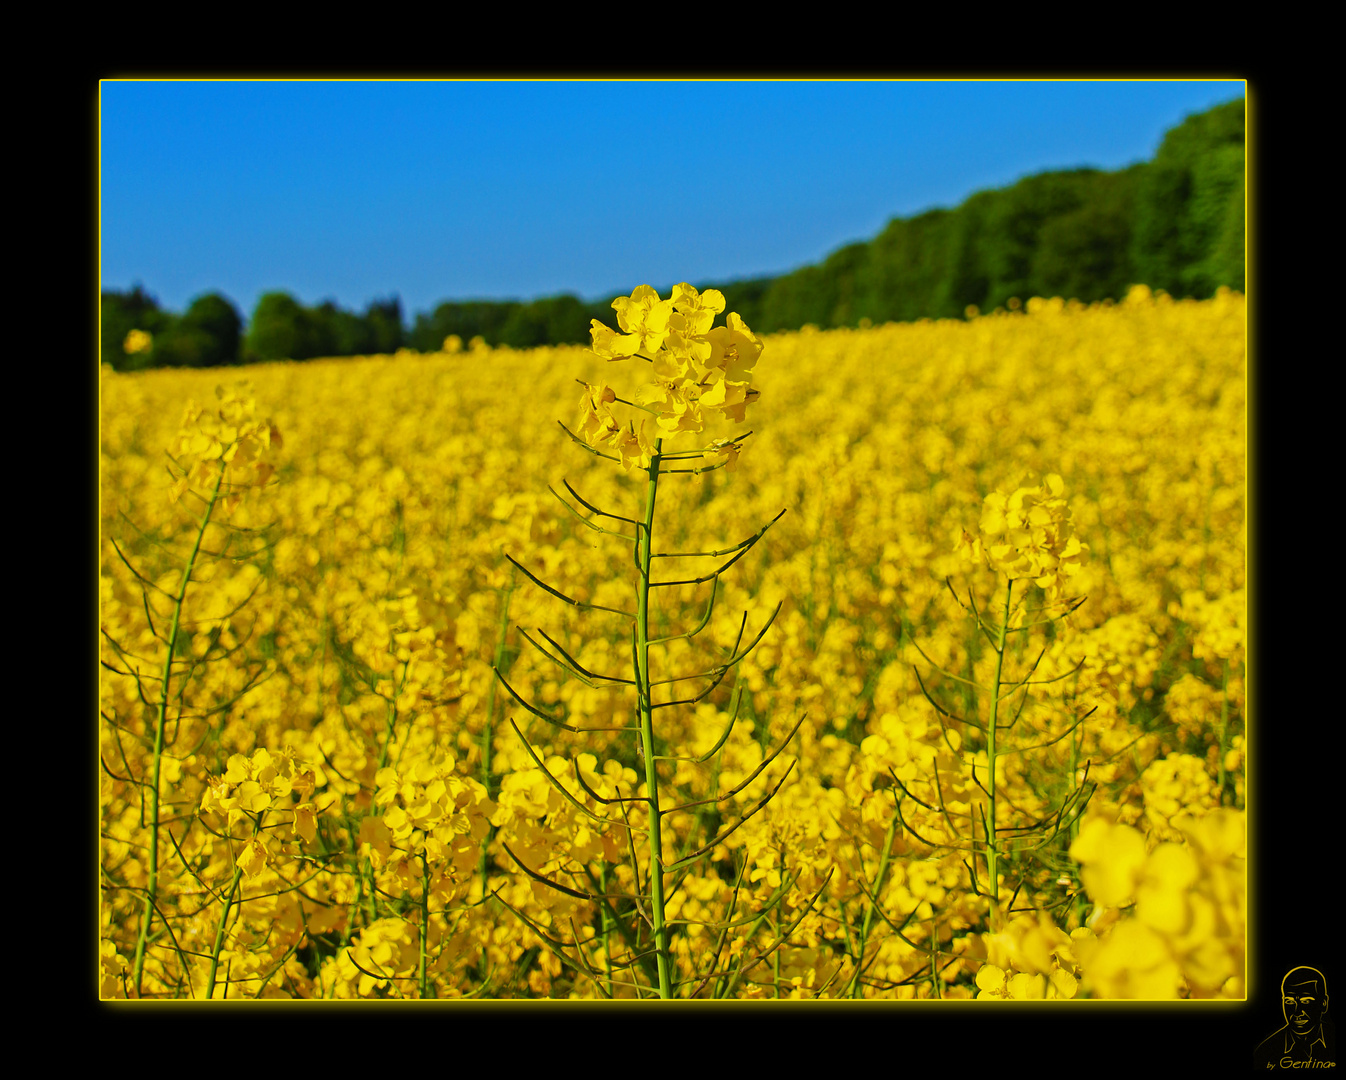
[635,438,674,998]
[133,461,224,997]
[984,577,1012,931]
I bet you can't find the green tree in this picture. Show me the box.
[408,299,524,350]
[937,191,995,317]
[245,291,319,362]
[153,292,243,368]
[495,294,587,348]
[185,292,243,365]
[364,296,404,354]
[408,307,448,353]
[1208,170,1245,294]
[307,300,353,357]
[858,208,954,323]
[295,296,404,358]
[980,170,1099,309]
[1132,98,1244,298]
[1132,162,1191,295]
[1182,142,1245,297]
[821,241,870,327]
[497,303,545,349]
[101,285,171,372]
[760,263,830,332]
[1032,166,1142,303]
[711,277,772,333]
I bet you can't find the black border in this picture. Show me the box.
[87,73,1289,1073]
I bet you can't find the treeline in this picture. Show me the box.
[102,98,1243,372]
[101,290,408,373]
[727,97,1244,331]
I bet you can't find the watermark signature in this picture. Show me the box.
[1254,967,1336,1069]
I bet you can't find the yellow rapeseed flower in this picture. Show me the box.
[968,473,1086,603]
[584,284,765,464]
[1070,816,1148,907]
[99,289,1243,999]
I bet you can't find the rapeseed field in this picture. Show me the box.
[99,284,1245,999]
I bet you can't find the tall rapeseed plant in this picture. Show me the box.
[100,383,282,997]
[493,284,805,998]
[904,476,1095,957]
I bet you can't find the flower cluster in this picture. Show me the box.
[975,911,1088,999]
[580,283,763,474]
[169,383,282,512]
[488,752,633,919]
[1140,752,1219,841]
[199,747,324,879]
[321,917,426,998]
[123,328,153,355]
[1068,808,1245,998]
[958,473,1086,603]
[362,752,495,905]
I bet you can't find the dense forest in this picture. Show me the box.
[101,98,1244,373]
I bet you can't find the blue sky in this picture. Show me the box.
[99,79,1245,322]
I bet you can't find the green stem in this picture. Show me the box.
[419,849,430,998]
[204,861,245,999]
[599,862,613,998]
[636,439,673,999]
[205,807,261,1000]
[377,695,398,772]
[132,463,224,998]
[771,905,781,997]
[479,573,515,901]
[984,577,1012,932]
[484,573,515,797]
[929,915,941,998]
[1217,658,1230,807]
[846,811,899,998]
